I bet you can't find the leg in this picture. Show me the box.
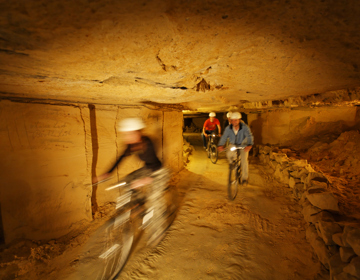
[201,132,207,148]
[226,144,236,164]
[240,149,249,182]
[240,137,249,182]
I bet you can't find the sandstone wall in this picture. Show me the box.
[248,107,358,145]
[0,100,92,243]
[0,100,183,243]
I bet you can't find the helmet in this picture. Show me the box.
[230,112,242,119]
[209,112,216,117]
[226,112,231,118]
[118,118,145,132]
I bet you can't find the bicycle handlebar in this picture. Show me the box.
[229,145,247,151]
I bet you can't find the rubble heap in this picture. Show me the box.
[259,145,360,280]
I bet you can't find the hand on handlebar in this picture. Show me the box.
[244,145,252,152]
[217,146,224,152]
[92,173,110,184]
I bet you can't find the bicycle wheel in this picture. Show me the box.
[228,163,239,200]
[210,144,218,164]
[77,213,134,280]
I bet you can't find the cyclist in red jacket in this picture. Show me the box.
[202,112,221,149]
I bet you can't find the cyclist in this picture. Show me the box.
[93,117,170,246]
[201,112,221,150]
[217,112,253,185]
[224,112,231,129]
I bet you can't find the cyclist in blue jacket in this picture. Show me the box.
[218,112,253,185]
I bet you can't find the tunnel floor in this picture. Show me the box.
[118,145,328,279]
[0,144,331,280]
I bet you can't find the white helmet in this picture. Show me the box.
[230,112,242,119]
[118,118,145,132]
[209,112,216,117]
[226,112,231,118]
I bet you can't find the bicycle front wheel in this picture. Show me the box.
[210,144,218,164]
[77,213,134,280]
[228,163,239,200]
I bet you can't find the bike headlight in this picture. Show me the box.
[230,147,236,151]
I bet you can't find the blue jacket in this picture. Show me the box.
[218,122,254,146]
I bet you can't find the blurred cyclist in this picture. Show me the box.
[93,118,170,246]
[201,112,221,149]
[218,112,253,185]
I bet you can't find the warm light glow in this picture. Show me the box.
[105,182,126,191]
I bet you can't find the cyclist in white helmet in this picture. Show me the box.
[218,112,253,185]
[202,112,221,149]
[94,117,170,246]
[224,111,231,129]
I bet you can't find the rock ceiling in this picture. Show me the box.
[0,0,360,111]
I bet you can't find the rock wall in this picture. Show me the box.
[248,106,358,146]
[258,146,360,280]
[0,100,183,244]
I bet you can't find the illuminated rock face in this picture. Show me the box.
[0,0,360,110]
[0,100,183,243]
[1,0,360,244]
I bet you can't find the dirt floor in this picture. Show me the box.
[1,141,333,280]
[117,145,328,280]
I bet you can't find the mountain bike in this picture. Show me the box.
[206,133,218,164]
[228,145,246,200]
[77,170,177,280]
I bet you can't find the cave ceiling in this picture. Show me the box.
[0,0,360,112]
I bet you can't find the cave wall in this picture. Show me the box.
[248,106,358,146]
[0,100,92,243]
[0,100,183,243]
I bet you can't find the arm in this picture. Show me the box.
[217,124,221,135]
[93,145,131,183]
[218,126,229,147]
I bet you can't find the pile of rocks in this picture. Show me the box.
[258,145,360,280]
[183,139,194,166]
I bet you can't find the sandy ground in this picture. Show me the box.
[0,143,330,280]
[118,145,328,280]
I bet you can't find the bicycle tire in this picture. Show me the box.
[77,214,134,280]
[210,144,218,164]
[228,163,239,200]
[207,142,211,158]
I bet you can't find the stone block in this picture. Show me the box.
[289,176,301,189]
[293,183,305,200]
[292,159,308,168]
[333,272,359,280]
[340,247,356,263]
[262,145,272,155]
[302,201,322,223]
[333,233,346,247]
[343,256,360,279]
[329,253,349,280]
[274,153,289,164]
[344,227,360,256]
[316,221,343,245]
[306,188,340,212]
[269,159,277,170]
[289,169,301,178]
[306,171,329,184]
[306,225,331,269]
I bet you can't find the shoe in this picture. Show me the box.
[241,180,248,186]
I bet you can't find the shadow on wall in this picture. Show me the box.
[250,113,263,145]
[0,203,4,244]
